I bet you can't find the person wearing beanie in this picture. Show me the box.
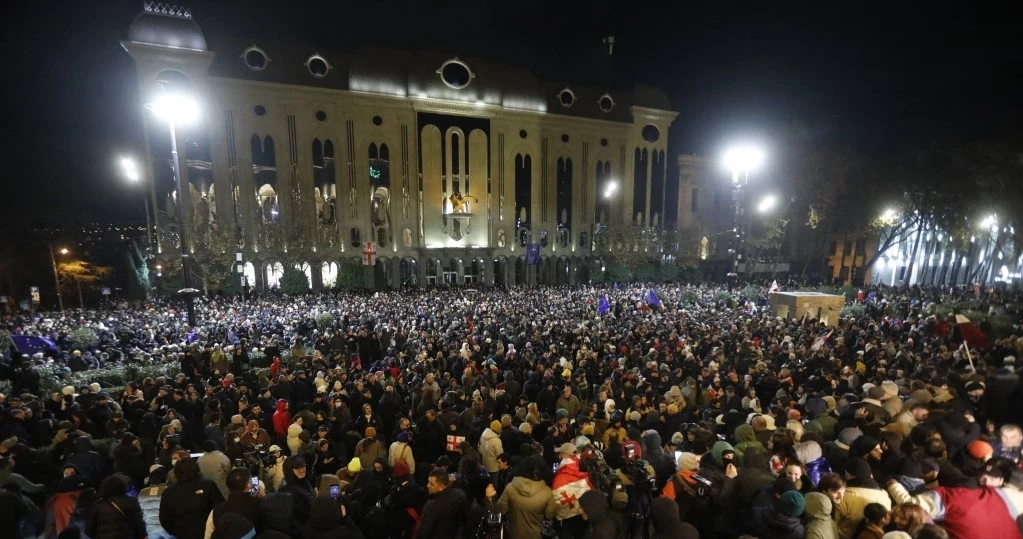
[354,427,387,470]
[849,436,882,461]
[384,460,427,538]
[750,489,805,539]
[879,381,902,419]
[824,428,863,476]
[480,418,505,473]
[966,439,993,461]
[388,429,416,474]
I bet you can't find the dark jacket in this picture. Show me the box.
[278,457,316,527]
[749,506,805,539]
[579,489,624,539]
[65,437,106,486]
[212,493,263,536]
[258,492,295,536]
[641,431,676,490]
[159,476,224,539]
[650,497,699,539]
[85,495,147,539]
[301,496,364,539]
[417,486,469,539]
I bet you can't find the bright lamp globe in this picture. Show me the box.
[150,93,200,125]
[723,146,764,173]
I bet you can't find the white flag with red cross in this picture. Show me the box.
[362,242,377,266]
[551,457,593,520]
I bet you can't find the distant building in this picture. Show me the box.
[122,3,677,289]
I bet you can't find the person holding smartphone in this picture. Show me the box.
[206,468,265,539]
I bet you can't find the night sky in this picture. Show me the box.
[3,0,1021,227]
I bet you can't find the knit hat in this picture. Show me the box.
[519,422,532,435]
[787,409,802,421]
[670,432,684,446]
[62,385,75,396]
[967,440,994,460]
[217,513,256,539]
[849,436,880,459]
[667,403,679,415]
[365,427,377,438]
[397,431,410,443]
[582,424,595,436]
[835,428,863,451]
[490,420,503,434]
[777,491,805,517]
[822,396,837,413]
[392,461,411,480]
[629,411,642,422]
[347,457,362,473]
[231,414,245,425]
[556,408,569,420]
[678,452,700,471]
[880,381,899,399]
[90,383,101,393]
[845,458,873,481]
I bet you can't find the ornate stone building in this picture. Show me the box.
[123,4,677,289]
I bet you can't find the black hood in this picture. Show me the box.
[305,496,341,531]
[579,490,607,521]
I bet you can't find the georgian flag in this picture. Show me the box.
[551,457,593,520]
[769,280,779,293]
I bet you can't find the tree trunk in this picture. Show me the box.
[75,279,84,309]
[904,228,924,286]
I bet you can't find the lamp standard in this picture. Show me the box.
[49,245,69,314]
[120,157,154,298]
[146,87,200,326]
[722,146,764,289]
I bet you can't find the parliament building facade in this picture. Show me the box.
[122,4,713,290]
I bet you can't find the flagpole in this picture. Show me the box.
[963,340,975,372]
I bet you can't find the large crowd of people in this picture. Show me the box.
[1,282,1022,539]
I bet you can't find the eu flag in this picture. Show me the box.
[645,288,662,307]
[598,295,610,315]
[11,335,58,355]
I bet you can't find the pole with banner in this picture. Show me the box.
[362,242,377,290]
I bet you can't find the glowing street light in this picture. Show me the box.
[723,146,764,182]
[146,84,201,326]
[882,207,897,220]
[120,157,140,182]
[59,247,69,255]
[757,195,777,213]
[721,143,766,288]
[979,214,997,232]
[50,245,70,314]
[604,181,618,199]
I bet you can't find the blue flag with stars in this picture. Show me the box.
[598,295,610,315]
[645,288,662,307]
[526,243,541,265]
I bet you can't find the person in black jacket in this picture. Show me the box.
[417,469,468,539]
[159,457,224,539]
[641,430,676,490]
[208,468,264,538]
[84,474,146,539]
[579,489,624,539]
[302,495,364,539]
[278,455,316,529]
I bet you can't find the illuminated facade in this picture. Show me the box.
[123,4,676,289]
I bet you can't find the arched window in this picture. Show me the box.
[350,227,361,247]
[515,154,531,229]
[253,135,278,224]
[313,139,336,224]
[557,157,573,225]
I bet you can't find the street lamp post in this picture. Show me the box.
[120,157,154,298]
[49,245,68,314]
[723,146,764,289]
[147,88,200,327]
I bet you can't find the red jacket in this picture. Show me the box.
[272,401,291,439]
[910,486,1022,539]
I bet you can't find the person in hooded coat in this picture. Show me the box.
[65,436,105,487]
[278,456,316,529]
[302,496,364,539]
[641,430,675,490]
[804,492,840,539]
[650,497,699,539]
[486,457,557,539]
[734,423,768,466]
[749,490,805,539]
[578,489,624,539]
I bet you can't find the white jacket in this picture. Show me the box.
[287,423,304,455]
[479,428,504,473]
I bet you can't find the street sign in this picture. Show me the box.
[30,286,40,303]
[362,242,377,266]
